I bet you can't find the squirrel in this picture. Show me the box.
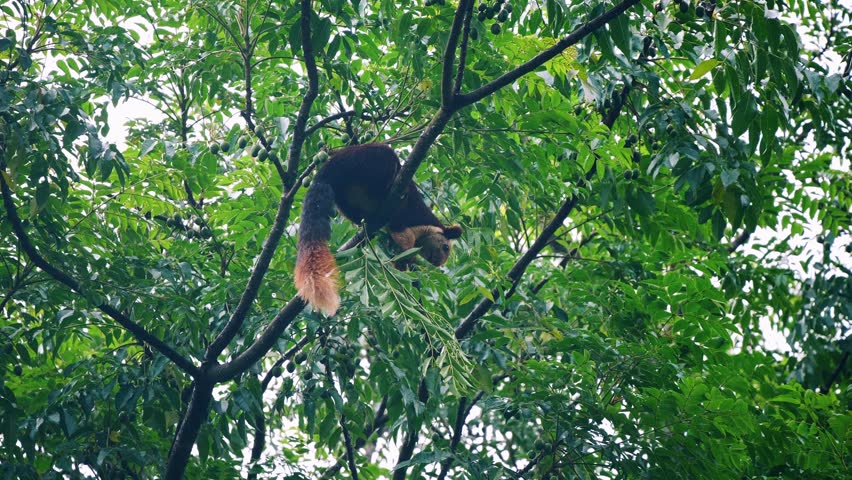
[294,144,463,316]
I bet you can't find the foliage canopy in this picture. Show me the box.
[1,0,850,478]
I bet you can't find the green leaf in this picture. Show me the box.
[731,96,756,137]
[689,59,722,80]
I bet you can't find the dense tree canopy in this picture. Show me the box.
[1,0,850,478]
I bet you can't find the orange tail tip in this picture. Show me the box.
[294,241,340,316]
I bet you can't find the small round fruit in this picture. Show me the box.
[210,143,220,154]
[302,177,311,187]
[313,151,329,163]
[497,10,509,22]
[294,352,308,364]
[286,361,296,373]
[477,10,487,21]
[478,2,487,11]
[238,135,249,149]
[624,170,633,180]
[648,46,657,57]
[254,126,264,136]
[491,22,502,34]
[220,141,231,153]
[13,365,22,376]
[632,168,640,179]
[470,28,479,40]
[679,1,690,13]
[504,3,512,13]
[696,5,705,17]
[632,151,641,163]
[251,144,262,157]
[258,149,268,162]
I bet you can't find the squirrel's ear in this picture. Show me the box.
[443,225,463,239]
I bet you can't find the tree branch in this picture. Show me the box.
[0,175,199,377]
[436,392,483,480]
[455,76,631,339]
[530,233,598,295]
[204,0,318,364]
[208,295,306,382]
[248,336,311,479]
[285,0,320,181]
[165,379,214,479]
[442,0,475,106]
[452,0,475,96]
[304,109,402,137]
[456,0,641,108]
[392,379,429,480]
[318,396,389,480]
[728,230,751,252]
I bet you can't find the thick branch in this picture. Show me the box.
[165,379,214,479]
[0,176,199,377]
[285,0,320,180]
[455,0,641,108]
[453,0,475,96]
[203,194,298,364]
[728,230,751,252]
[530,233,598,295]
[442,0,475,106]
[204,0,319,364]
[208,295,306,382]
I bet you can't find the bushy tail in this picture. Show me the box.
[295,181,340,316]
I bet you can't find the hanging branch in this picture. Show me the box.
[318,397,389,480]
[436,392,484,480]
[247,336,311,480]
[320,357,359,480]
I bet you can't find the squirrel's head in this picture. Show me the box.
[417,225,463,267]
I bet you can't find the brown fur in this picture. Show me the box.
[294,241,339,316]
[297,144,463,316]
